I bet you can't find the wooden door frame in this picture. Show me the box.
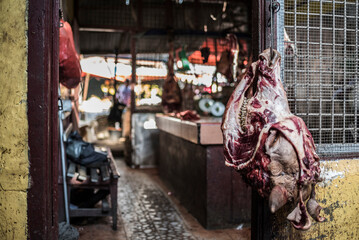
[27,0,59,239]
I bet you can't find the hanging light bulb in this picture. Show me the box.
[109,87,116,95]
[101,84,109,93]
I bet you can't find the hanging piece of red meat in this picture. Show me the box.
[221,49,324,230]
[162,42,182,114]
[59,19,82,89]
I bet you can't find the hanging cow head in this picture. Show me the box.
[221,49,324,230]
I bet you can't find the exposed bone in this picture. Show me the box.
[239,97,249,131]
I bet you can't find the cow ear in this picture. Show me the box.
[265,129,279,151]
[287,202,312,230]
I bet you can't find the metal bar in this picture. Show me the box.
[284,40,357,46]
[79,27,124,32]
[332,0,336,144]
[306,0,310,125]
[307,128,359,131]
[283,42,358,49]
[285,12,357,17]
[284,26,357,33]
[319,0,323,144]
[295,113,358,116]
[343,0,347,143]
[316,143,359,157]
[284,0,359,149]
[294,0,298,115]
[285,69,357,73]
[58,102,70,224]
[270,0,274,59]
[130,35,136,114]
[277,0,284,82]
[290,101,356,105]
[355,0,358,143]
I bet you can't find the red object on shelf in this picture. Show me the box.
[59,19,82,89]
[188,38,225,66]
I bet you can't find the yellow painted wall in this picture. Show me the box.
[272,159,359,240]
[0,0,29,239]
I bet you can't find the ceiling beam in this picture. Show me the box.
[79,25,250,38]
[78,25,135,32]
[79,27,124,33]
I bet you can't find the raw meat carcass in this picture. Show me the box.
[217,34,239,83]
[162,42,182,113]
[59,19,82,89]
[176,110,200,121]
[162,73,182,113]
[221,49,324,230]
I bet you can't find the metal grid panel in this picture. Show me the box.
[78,0,137,28]
[283,0,359,154]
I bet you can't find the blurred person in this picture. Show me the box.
[116,79,131,138]
[108,79,130,128]
[116,79,131,107]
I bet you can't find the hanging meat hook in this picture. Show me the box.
[269,0,281,63]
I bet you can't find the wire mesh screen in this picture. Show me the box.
[282,0,359,155]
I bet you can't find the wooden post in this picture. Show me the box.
[130,35,136,114]
[28,0,59,238]
[251,0,277,239]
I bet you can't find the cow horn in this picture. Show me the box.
[269,185,288,213]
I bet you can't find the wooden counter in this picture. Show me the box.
[155,114,223,145]
[156,114,251,229]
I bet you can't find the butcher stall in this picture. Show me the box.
[156,115,251,229]
[247,1,359,240]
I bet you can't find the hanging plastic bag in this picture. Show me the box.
[59,19,82,89]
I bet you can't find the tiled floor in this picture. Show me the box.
[74,159,250,240]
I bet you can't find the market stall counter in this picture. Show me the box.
[156,114,251,229]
